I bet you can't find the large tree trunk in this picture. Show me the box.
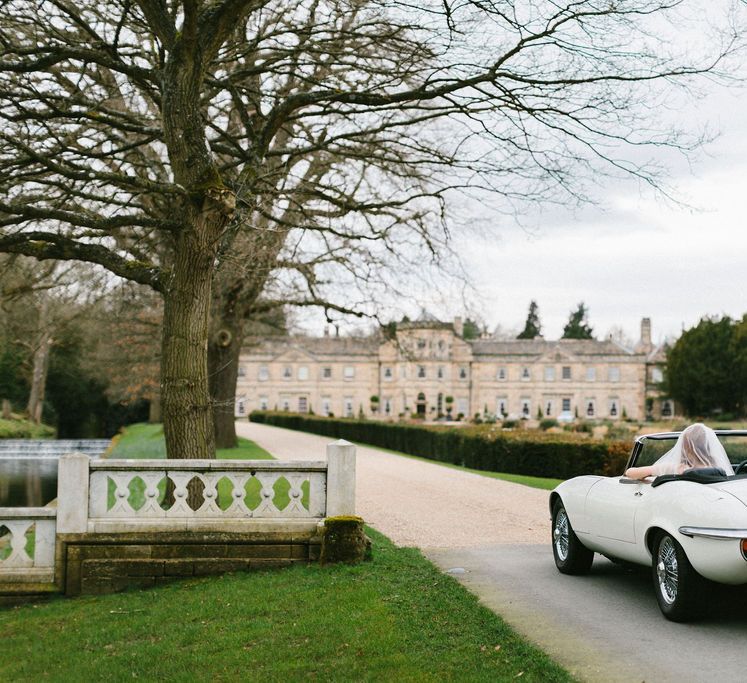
[161,228,219,460]
[148,392,161,424]
[159,30,236,460]
[208,313,243,449]
[26,298,52,424]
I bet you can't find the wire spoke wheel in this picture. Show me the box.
[656,536,679,605]
[652,532,707,621]
[551,500,593,575]
[554,508,570,561]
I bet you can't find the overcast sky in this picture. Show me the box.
[297,14,747,346]
[456,86,747,346]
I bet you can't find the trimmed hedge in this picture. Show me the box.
[250,412,632,480]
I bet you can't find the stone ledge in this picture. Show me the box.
[58,532,319,596]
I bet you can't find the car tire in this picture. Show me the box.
[652,532,708,622]
[552,500,594,575]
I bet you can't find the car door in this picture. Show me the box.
[585,476,647,545]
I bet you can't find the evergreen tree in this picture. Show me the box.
[562,303,594,339]
[462,319,484,340]
[667,316,741,416]
[517,301,542,339]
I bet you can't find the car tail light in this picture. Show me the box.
[742,539,747,560]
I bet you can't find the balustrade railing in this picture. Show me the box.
[88,460,328,520]
[0,507,56,582]
[1,440,356,592]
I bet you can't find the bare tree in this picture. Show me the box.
[0,256,101,423]
[0,0,739,457]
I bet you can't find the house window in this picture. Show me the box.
[609,399,619,418]
[459,367,467,380]
[662,400,673,417]
[383,366,393,380]
[562,366,571,380]
[437,366,444,379]
[281,398,291,411]
[562,397,571,412]
[384,398,392,415]
[282,366,292,379]
[259,396,268,411]
[237,366,246,378]
[298,366,309,380]
[521,399,531,417]
[586,400,595,417]
[322,366,332,379]
[497,397,508,418]
[651,367,663,383]
[544,367,555,381]
[344,397,354,417]
[344,366,355,379]
[586,367,596,382]
[236,398,246,415]
[258,366,269,381]
[521,367,530,381]
[417,338,426,350]
[497,367,507,381]
[417,365,426,379]
[298,396,308,413]
[321,398,331,416]
[608,366,620,382]
[545,400,553,417]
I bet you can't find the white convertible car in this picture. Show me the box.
[550,430,747,621]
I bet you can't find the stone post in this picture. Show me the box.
[56,452,90,534]
[326,440,356,517]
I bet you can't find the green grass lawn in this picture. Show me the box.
[109,423,273,460]
[353,442,563,490]
[0,528,572,682]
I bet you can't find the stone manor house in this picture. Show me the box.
[235,316,670,422]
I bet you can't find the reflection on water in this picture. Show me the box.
[0,458,58,507]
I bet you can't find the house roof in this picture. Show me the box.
[470,338,641,358]
[243,335,379,359]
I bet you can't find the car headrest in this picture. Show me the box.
[651,467,728,488]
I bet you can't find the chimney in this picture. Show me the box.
[453,316,463,337]
[636,317,652,353]
[323,326,329,337]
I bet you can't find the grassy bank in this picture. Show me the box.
[0,528,572,682]
[0,416,55,439]
[109,422,273,460]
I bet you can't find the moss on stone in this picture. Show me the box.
[319,516,372,566]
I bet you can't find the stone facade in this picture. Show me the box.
[236,317,671,421]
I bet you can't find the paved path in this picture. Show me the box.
[237,422,747,682]
[237,421,548,547]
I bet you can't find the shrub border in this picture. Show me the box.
[250,412,631,479]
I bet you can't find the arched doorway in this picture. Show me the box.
[416,392,427,417]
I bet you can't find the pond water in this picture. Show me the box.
[0,456,59,507]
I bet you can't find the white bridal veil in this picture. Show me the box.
[652,423,734,477]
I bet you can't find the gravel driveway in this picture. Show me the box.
[237,421,549,548]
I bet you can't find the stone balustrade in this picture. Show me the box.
[0,507,56,585]
[1,440,356,598]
